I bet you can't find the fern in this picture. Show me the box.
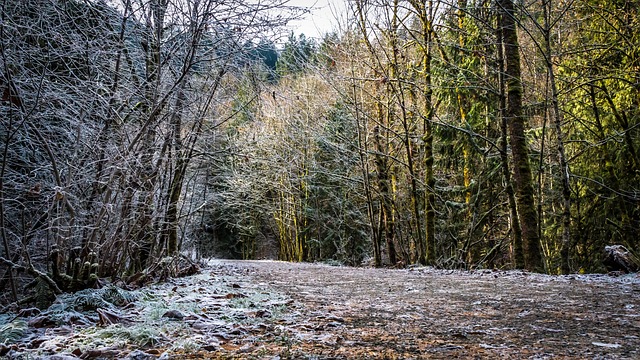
[34,277,55,310]
[48,309,92,326]
[41,285,142,326]
[0,320,27,345]
[102,285,139,306]
[71,289,113,310]
[50,286,140,313]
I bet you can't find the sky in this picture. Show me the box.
[285,0,348,40]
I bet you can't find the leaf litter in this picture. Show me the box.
[1,259,639,359]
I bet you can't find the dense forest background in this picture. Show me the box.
[1,0,639,305]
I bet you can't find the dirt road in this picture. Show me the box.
[203,260,640,359]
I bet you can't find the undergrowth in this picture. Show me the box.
[42,285,141,326]
[0,319,27,345]
[93,323,164,347]
[50,285,140,313]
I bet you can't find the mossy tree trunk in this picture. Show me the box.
[498,0,544,272]
[496,11,524,269]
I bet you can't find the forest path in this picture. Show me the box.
[4,260,640,359]
[201,259,640,359]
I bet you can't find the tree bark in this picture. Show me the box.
[496,18,524,269]
[543,0,572,274]
[407,0,436,265]
[498,0,544,272]
[373,124,397,265]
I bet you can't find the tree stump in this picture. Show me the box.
[603,245,640,273]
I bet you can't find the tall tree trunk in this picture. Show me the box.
[0,99,18,302]
[373,124,397,265]
[498,0,544,272]
[354,0,385,267]
[132,0,167,270]
[457,0,472,208]
[164,87,187,256]
[409,0,436,265]
[389,0,415,266]
[496,19,524,269]
[543,0,571,274]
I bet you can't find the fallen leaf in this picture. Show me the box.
[220,343,241,351]
[225,293,247,299]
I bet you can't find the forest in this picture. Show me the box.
[1,0,640,309]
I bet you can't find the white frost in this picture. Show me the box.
[591,342,621,348]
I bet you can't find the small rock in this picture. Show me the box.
[325,321,344,328]
[162,309,185,320]
[327,316,345,323]
[0,345,10,356]
[79,348,121,359]
[202,344,217,351]
[125,349,155,360]
[229,327,247,335]
[254,309,271,318]
[39,355,81,360]
[190,320,211,330]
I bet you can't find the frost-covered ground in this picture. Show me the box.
[1,260,639,359]
[220,260,639,359]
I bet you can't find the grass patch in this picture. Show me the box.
[92,323,164,347]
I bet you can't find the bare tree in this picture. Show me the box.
[0,0,300,304]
